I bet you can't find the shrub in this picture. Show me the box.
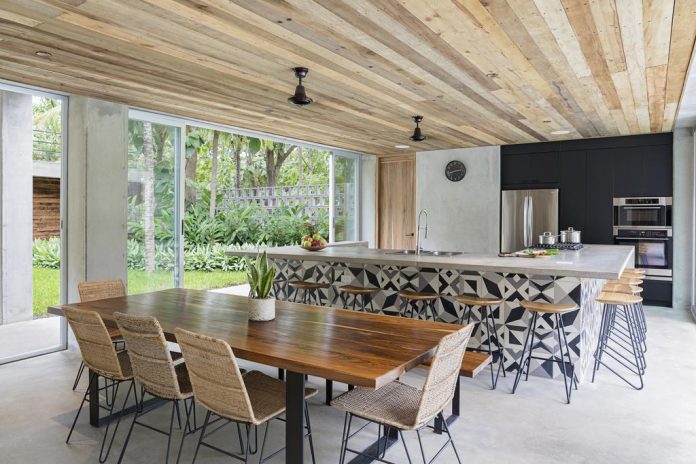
[33,237,61,268]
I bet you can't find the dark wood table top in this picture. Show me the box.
[49,288,460,388]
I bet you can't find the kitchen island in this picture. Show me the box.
[229,245,634,381]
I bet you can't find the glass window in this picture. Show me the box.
[331,153,360,242]
[127,119,181,293]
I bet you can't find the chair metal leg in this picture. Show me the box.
[98,380,134,463]
[338,412,351,464]
[117,385,145,464]
[399,430,413,464]
[416,429,428,463]
[67,371,97,444]
[72,361,85,391]
[305,405,317,464]
[164,400,177,463]
[191,410,211,464]
[440,412,462,464]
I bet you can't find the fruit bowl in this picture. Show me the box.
[300,233,328,252]
[301,245,327,252]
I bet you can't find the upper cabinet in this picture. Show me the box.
[501,152,559,188]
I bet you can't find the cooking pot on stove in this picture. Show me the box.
[538,232,558,245]
[560,227,582,243]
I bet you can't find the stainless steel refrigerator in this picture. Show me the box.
[500,189,559,252]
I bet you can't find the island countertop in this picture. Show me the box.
[229,244,635,280]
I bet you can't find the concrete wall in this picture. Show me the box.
[66,96,128,303]
[415,146,501,253]
[0,91,33,324]
[673,128,696,316]
[359,155,377,247]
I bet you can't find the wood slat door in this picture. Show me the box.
[378,155,416,250]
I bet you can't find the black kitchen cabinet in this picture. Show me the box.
[584,151,614,244]
[612,145,672,197]
[642,280,672,307]
[559,150,587,233]
[501,152,559,188]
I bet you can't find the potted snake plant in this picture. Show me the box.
[245,251,276,321]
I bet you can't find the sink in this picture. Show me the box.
[421,250,463,257]
[385,249,463,257]
[385,249,417,255]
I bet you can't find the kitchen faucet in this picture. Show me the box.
[416,209,428,255]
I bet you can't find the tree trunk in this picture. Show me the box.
[142,122,156,273]
[234,148,241,190]
[185,149,198,208]
[298,147,303,185]
[209,130,220,218]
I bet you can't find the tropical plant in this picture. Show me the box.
[244,252,275,299]
[33,238,61,268]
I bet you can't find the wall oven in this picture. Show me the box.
[614,229,672,279]
[613,197,671,235]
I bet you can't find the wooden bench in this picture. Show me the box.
[425,351,494,434]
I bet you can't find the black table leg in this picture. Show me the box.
[434,377,460,435]
[89,369,100,426]
[286,371,306,463]
[348,425,398,464]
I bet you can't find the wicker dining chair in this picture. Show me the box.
[63,308,138,464]
[114,313,195,464]
[332,323,474,464]
[72,280,127,391]
[175,328,319,463]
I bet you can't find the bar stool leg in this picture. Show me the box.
[554,314,571,403]
[524,312,539,381]
[557,313,578,390]
[512,312,536,394]
[368,295,375,313]
[487,305,506,379]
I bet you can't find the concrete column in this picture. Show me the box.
[673,128,696,315]
[0,91,34,324]
[66,96,128,303]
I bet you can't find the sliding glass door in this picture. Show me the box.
[0,85,67,364]
[331,152,360,242]
[127,112,184,293]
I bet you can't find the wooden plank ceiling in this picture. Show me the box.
[0,0,694,155]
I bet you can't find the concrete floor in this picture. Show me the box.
[0,306,694,463]
[0,316,63,362]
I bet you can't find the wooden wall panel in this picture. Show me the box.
[33,176,60,239]
[378,155,415,250]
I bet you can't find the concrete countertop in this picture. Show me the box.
[229,244,635,280]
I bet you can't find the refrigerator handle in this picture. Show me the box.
[523,194,529,247]
[527,193,534,247]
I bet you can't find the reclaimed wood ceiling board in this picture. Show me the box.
[0,0,694,155]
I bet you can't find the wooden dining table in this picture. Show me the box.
[48,288,461,463]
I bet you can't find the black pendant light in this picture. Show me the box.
[410,115,426,141]
[288,67,314,106]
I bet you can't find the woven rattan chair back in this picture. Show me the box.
[415,324,474,426]
[114,312,183,400]
[77,279,126,302]
[63,307,125,379]
[175,328,255,423]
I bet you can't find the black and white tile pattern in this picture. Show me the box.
[272,259,604,382]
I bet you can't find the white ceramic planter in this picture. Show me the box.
[248,297,276,321]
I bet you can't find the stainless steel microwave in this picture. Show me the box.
[613,197,672,235]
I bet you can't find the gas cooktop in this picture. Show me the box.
[533,243,584,251]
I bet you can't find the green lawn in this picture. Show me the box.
[33,267,246,318]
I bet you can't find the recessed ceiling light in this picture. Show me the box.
[394,144,410,149]
[485,72,498,78]
[35,51,52,58]
[551,129,570,135]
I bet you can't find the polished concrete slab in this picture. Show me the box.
[0,307,694,463]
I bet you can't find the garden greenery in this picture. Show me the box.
[33,202,328,272]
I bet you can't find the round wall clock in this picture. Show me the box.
[445,160,466,182]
